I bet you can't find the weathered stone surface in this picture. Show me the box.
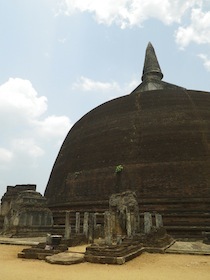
[166,241,210,255]
[46,252,84,265]
[109,191,139,213]
[1,184,36,216]
[3,190,53,236]
[109,191,140,238]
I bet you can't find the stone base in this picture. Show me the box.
[85,243,143,265]
[85,229,174,265]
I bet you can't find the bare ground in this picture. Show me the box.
[1,244,210,280]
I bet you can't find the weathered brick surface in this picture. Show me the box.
[45,88,210,237]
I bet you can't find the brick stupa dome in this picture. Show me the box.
[45,43,210,237]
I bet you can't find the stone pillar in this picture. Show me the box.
[75,212,80,234]
[88,213,95,244]
[30,214,33,226]
[65,211,71,239]
[93,213,97,229]
[83,212,89,238]
[131,210,139,235]
[126,209,132,237]
[136,211,140,233]
[23,212,27,226]
[155,213,163,228]
[38,213,42,226]
[44,212,48,226]
[144,212,152,234]
[111,211,116,237]
[104,211,112,245]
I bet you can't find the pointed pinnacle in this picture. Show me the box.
[141,42,163,81]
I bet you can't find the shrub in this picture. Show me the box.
[115,165,123,174]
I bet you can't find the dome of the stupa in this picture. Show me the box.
[44,43,210,237]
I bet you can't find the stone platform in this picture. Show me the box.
[85,229,175,265]
[165,241,210,255]
[0,235,46,246]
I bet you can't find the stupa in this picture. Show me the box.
[45,43,210,238]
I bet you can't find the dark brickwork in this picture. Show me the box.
[44,44,210,238]
[44,89,210,238]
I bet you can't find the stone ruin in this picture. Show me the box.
[109,191,140,237]
[18,234,68,260]
[0,184,36,216]
[85,191,174,264]
[17,190,173,265]
[0,184,53,237]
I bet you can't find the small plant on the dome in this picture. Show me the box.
[115,165,123,174]
[74,171,82,178]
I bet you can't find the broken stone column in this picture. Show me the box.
[155,213,163,228]
[104,211,112,245]
[83,212,89,238]
[144,212,152,234]
[75,212,80,234]
[109,191,140,237]
[65,211,71,239]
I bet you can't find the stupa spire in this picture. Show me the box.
[141,42,163,81]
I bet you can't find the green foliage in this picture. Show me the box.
[115,165,123,174]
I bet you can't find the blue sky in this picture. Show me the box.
[0,0,210,198]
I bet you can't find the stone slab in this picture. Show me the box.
[46,252,84,265]
[166,241,210,255]
[0,236,46,246]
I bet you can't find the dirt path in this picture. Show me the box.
[1,244,210,280]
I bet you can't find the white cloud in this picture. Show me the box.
[11,138,45,158]
[198,53,210,71]
[0,78,47,119]
[61,1,210,73]
[0,77,72,166]
[61,1,210,56]
[72,75,139,98]
[58,37,67,44]
[62,0,201,28]
[0,148,13,164]
[175,8,210,48]
[33,115,72,139]
[72,76,121,92]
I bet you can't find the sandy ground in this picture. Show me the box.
[1,244,210,280]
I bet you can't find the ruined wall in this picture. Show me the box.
[1,184,36,216]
